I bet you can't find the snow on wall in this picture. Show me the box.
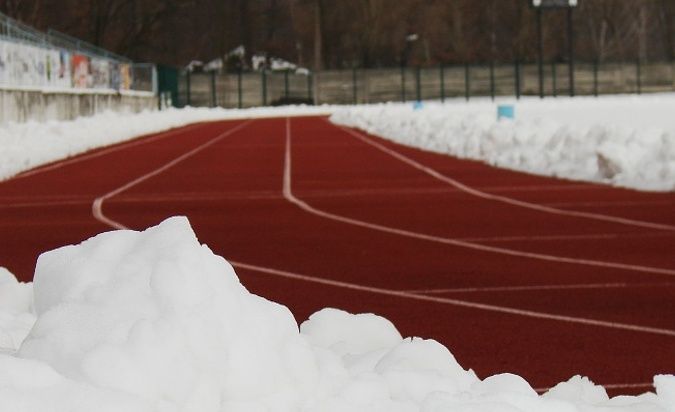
[330,95,675,192]
[0,217,673,412]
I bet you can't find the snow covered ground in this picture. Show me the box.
[1,96,675,410]
[0,217,673,412]
[331,95,675,191]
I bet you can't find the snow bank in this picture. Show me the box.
[330,95,675,191]
[0,105,332,182]
[0,217,673,411]
[0,268,34,353]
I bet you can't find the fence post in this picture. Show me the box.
[593,59,599,97]
[415,67,422,102]
[537,7,544,99]
[568,6,575,97]
[307,73,313,103]
[284,71,290,99]
[636,58,642,95]
[489,60,495,101]
[262,70,267,106]
[440,64,445,102]
[352,68,358,104]
[400,66,406,102]
[210,71,217,107]
[515,59,521,100]
[464,63,470,101]
[237,69,243,108]
[186,71,191,106]
[551,62,557,97]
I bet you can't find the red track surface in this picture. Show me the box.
[1,116,674,395]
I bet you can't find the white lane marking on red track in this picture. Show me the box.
[406,281,675,295]
[460,231,675,243]
[284,119,675,277]
[92,121,251,229]
[231,259,675,337]
[89,117,675,338]
[12,123,206,181]
[546,199,675,208]
[330,121,675,232]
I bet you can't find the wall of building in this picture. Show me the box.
[0,88,157,123]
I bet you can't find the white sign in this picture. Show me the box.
[532,0,577,7]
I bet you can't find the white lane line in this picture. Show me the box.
[284,119,675,277]
[546,199,675,208]
[460,231,675,243]
[535,382,654,394]
[12,123,206,180]
[92,121,251,229]
[407,282,675,295]
[231,260,675,337]
[331,121,675,232]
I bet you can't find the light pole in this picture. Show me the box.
[400,33,419,102]
[531,0,577,98]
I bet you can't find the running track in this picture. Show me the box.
[1,116,674,395]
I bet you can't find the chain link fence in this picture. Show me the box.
[178,60,675,108]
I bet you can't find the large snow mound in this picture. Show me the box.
[330,95,675,191]
[0,217,673,411]
[0,105,332,182]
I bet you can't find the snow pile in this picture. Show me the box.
[0,268,34,353]
[330,95,675,191]
[0,105,332,182]
[0,217,673,411]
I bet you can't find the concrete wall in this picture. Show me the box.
[0,88,157,123]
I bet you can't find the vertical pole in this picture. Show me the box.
[415,66,421,102]
[568,7,575,97]
[307,73,313,103]
[464,62,470,101]
[186,71,191,106]
[537,7,544,99]
[262,70,267,106]
[440,64,445,102]
[284,71,290,99]
[210,71,216,107]
[593,60,599,97]
[352,67,358,104]
[489,60,495,101]
[515,59,521,100]
[400,65,406,102]
[551,62,557,97]
[237,69,243,109]
[636,58,642,94]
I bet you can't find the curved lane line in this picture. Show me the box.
[93,120,251,229]
[330,120,675,232]
[284,119,675,277]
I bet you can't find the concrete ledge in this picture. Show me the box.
[0,88,157,123]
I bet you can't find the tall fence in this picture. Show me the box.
[178,60,675,108]
[0,12,155,93]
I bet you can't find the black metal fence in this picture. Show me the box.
[177,60,675,108]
